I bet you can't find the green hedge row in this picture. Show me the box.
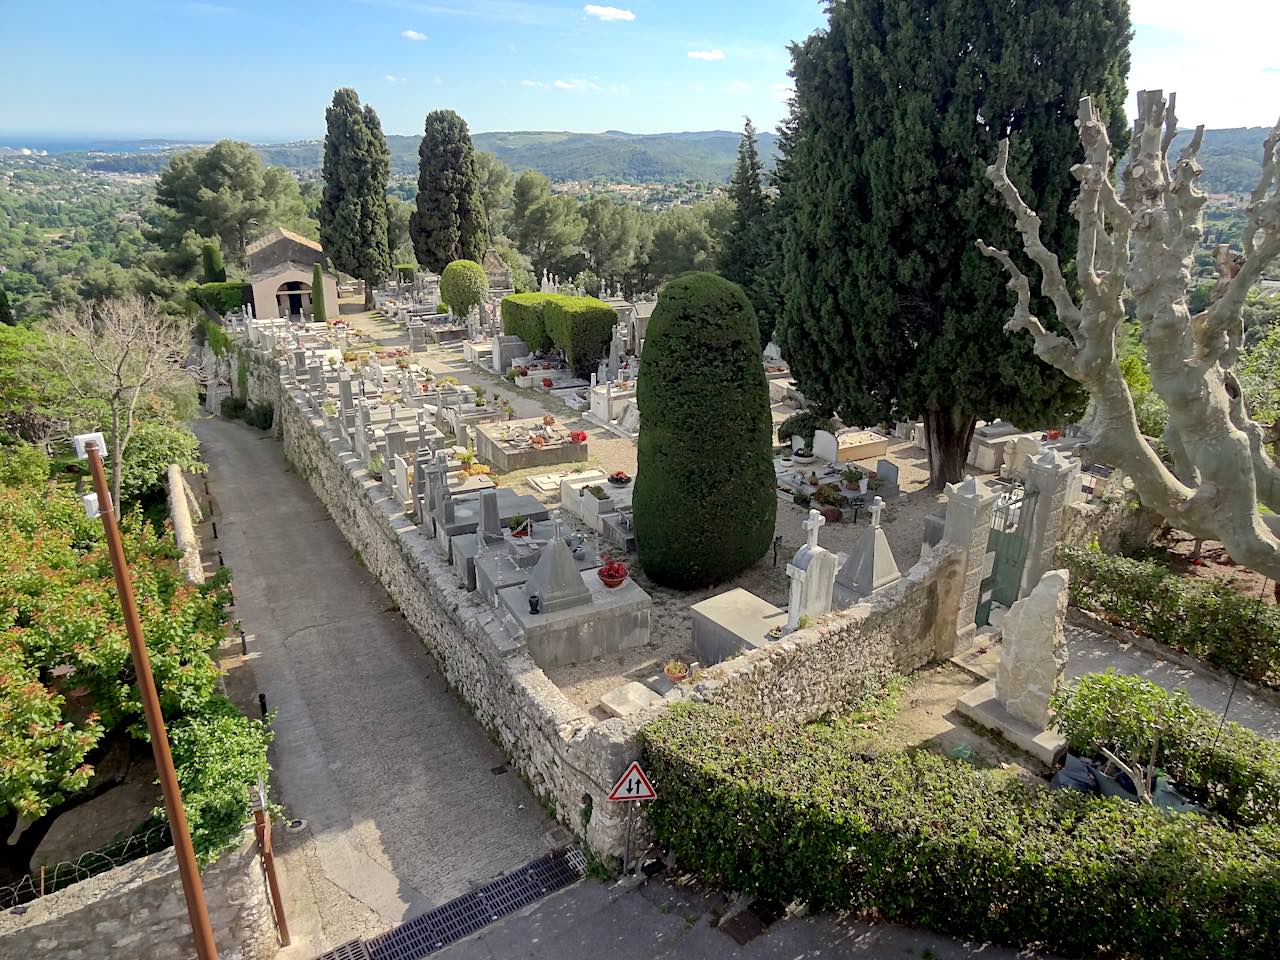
[641,702,1280,960]
[500,292,616,377]
[191,281,252,315]
[1054,670,1280,828]
[1061,544,1280,687]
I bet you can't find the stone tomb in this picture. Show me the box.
[474,526,600,605]
[957,569,1069,764]
[690,587,787,666]
[834,497,902,606]
[495,534,652,668]
[474,418,589,472]
[812,428,891,464]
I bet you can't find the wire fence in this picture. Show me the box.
[0,822,172,911]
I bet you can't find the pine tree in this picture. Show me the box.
[720,118,775,344]
[311,262,328,324]
[776,0,1130,488]
[320,88,392,309]
[410,110,489,273]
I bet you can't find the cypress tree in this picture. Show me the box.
[200,242,226,283]
[410,110,489,273]
[720,117,775,345]
[776,0,1130,488]
[0,288,12,326]
[320,88,392,309]
[634,273,776,587]
[311,262,328,324]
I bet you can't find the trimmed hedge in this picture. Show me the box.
[191,281,251,315]
[641,702,1280,960]
[1054,670,1280,828]
[440,259,489,318]
[1061,544,1280,687]
[500,292,617,377]
[634,273,775,586]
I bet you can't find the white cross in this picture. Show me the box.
[870,495,886,528]
[803,508,825,550]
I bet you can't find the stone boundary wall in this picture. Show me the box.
[167,463,204,584]
[238,346,967,862]
[0,830,275,960]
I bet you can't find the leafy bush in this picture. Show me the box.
[440,259,489,318]
[501,292,616,377]
[1061,544,1280,686]
[776,409,836,446]
[642,702,1280,960]
[1054,671,1280,827]
[635,273,775,586]
[0,442,50,487]
[117,419,203,502]
[190,281,251,315]
[220,396,248,420]
[168,697,273,865]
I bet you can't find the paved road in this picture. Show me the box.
[195,417,555,952]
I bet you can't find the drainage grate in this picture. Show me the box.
[365,848,586,960]
[313,939,373,960]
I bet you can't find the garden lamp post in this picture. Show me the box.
[76,434,219,960]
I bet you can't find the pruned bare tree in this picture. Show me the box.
[977,91,1280,579]
[49,296,193,507]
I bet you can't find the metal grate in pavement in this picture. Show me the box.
[365,848,586,960]
[313,939,373,960]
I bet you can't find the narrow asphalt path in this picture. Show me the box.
[194,417,555,950]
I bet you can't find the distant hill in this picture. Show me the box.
[49,125,1273,192]
[250,129,779,183]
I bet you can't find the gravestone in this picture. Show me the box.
[835,497,901,605]
[996,569,1069,729]
[786,509,839,630]
[478,489,504,545]
[293,348,307,380]
[874,459,900,499]
[523,534,592,613]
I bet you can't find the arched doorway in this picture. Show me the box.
[276,280,312,320]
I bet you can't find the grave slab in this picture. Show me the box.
[691,587,787,666]
[956,681,1066,765]
[599,681,664,719]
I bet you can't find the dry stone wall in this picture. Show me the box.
[0,831,274,960]
[238,347,966,863]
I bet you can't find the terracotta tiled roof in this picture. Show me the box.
[245,226,323,257]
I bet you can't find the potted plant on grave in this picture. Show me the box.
[542,377,555,389]
[569,430,588,444]
[608,470,631,486]
[543,414,556,427]
[323,399,337,417]
[868,475,884,492]
[793,447,817,465]
[504,369,519,382]
[367,455,384,481]
[843,465,868,494]
[473,386,487,407]
[664,660,689,682]
[459,447,476,469]
[586,484,609,500]
[814,484,845,523]
[509,515,529,537]
[598,555,628,588]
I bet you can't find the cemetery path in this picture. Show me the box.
[194,416,558,951]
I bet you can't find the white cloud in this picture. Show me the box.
[688,49,725,62]
[771,81,794,103]
[609,84,630,95]
[401,29,427,41]
[384,74,408,84]
[554,78,601,91]
[520,79,548,89]
[725,80,752,94]
[583,4,634,21]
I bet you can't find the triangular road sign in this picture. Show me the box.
[607,760,657,802]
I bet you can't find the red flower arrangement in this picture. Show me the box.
[608,470,631,485]
[542,377,554,389]
[569,430,588,444]
[598,555,628,588]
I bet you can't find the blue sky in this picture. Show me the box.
[2,0,1277,142]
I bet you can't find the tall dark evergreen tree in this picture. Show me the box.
[775,0,1131,487]
[410,110,489,273]
[320,88,392,309]
[720,118,776,344]
[0,288,13,326]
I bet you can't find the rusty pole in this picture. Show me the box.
[85,442,219,960]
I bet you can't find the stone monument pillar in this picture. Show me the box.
[786,509,839,631]
[996,569,1069,730]
[942,476,999,651]
[1021,449,1078,599]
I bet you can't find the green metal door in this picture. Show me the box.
[976,482,1038,626]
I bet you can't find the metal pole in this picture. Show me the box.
[622,800,635,876]
[85,443,219,960]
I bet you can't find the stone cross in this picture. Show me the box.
[786,509,838,631]
[869,496,885,529]
[803,507,825,550]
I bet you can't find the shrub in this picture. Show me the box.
[436,302,449,314]
[641,702,1280,960]
[1061,544,1280,686]
[1054,671,1280,827]
[191,281,251,315]
[200,242,226,283]
[777,409,835,446]
[501,292,553,351]
[220,396,248,420]
[244,401,274,430]
[118,419,203,502]
[0,442,50,487]
[440,259,489,318]
[634,273,775,586]
[543,295,616,378]
[394,262,416,283]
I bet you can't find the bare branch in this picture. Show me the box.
[975,240,1080,376]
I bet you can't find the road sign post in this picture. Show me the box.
[607,761,657,876]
